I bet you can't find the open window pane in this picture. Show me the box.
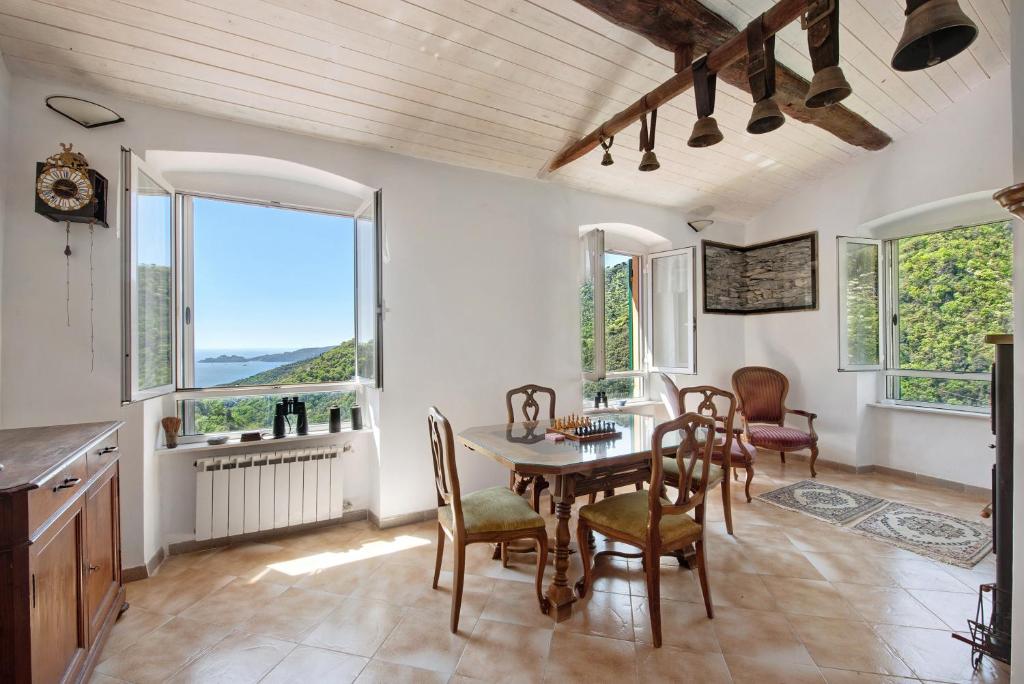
[894,221,1013,374]
[649,247,695,373]
[580,229,604,380]
[187,196,355,389]
[890,376,992,410]
[122,151,176,402]
[355,190,381,386]
[838,237,882,370]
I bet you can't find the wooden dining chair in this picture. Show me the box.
[575,412,716,647]
[731,366,819,477]
[505,384,556,514]
[429,406,549,632]
[673,386,756,535]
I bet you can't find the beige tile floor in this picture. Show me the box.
[93,458,1009,683]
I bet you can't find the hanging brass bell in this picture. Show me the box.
[891,0,977,71]
[601,150,614,166]
[746,98,785,135]
[688,116,724,148]
[804,65,852,108]
[638,149,660,172]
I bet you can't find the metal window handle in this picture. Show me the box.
[99,446,119,455]
[53,477,81,492]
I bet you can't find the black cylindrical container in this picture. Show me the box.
[350,404,363,431]
[329,406,342,433]
[273,402,286,439]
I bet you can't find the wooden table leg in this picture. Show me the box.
[546,475,577,622]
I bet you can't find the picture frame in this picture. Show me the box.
[702,231,818,314]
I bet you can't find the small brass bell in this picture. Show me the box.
[601,150,614,166]
[688,116,724,148]
[638,149,660,172]
[891,0,977,71]
[746,98,785,135]
[804,65,852,108]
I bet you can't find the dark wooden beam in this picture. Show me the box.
[548,0,891,171]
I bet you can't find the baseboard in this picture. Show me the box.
[369,507,436,529]
[122,546,165,583]
[166,508,368,556]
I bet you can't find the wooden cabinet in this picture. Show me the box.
[0,421,124,683]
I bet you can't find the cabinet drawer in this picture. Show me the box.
[28,455,87,535]
[87,433,119,478]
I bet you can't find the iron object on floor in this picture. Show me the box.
[952,583,1010,667]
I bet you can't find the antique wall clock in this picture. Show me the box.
[34,143,108,226]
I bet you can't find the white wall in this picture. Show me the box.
[0,75,744,562]
[743,70,1012,488]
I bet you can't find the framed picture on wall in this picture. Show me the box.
[702,231,818,314]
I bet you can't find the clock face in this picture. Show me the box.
[36,165,93,211]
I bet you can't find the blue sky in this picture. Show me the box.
[192,198,354,351]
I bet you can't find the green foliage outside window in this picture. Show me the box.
[581,256,640,401]
[895,221,1012,407]
[137,264,172,390]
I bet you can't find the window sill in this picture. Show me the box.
[157,427,372,454]
[582,400,661,414]
[866,402,988,420]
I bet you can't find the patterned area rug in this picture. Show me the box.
[758,480,887,524]
[759,480,992,568]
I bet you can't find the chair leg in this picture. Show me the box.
[809,445,818,478]
[722,478,734,536]
[501,538,510,568]
[575,519,593,599]
[733,468,739,481]
[450,541,466,633]
[643,546,662,648]
[549,491,555,515]
[532,480,542,513]
[432,523,445,589]
[779,450,786,463]
[588,492,597,505]
[744,466,754,502]
[534,532,550,614]
[695,538,713,619]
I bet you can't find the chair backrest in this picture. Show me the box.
[679,385,736,461]
[505,384,556,423]
[648,412,716,539]
[657,372,681,419]
[428,406,463,532]
[731,366,789,424]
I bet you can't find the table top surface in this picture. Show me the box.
[458,413,718,475]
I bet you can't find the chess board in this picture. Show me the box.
[546,416,621,442]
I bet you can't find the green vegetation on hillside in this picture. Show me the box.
[895,221,1012,406]
[193,340,358,434]
[581,258,639,402]
[138,264,173,390]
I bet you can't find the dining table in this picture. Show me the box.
[458,412,709,622]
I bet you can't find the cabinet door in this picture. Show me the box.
[85,469,120,644]
[30,502,87,684]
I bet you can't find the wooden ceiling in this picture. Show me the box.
[0,0,1009,221]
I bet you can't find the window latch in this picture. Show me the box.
[891,313,898,327]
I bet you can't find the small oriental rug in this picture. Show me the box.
[759,480,992,568]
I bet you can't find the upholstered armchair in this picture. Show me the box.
[731,367,819,477]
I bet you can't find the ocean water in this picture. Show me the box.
[195,348,289,387]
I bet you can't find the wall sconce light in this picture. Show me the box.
[688,219,714,232]
[45,96,124,129]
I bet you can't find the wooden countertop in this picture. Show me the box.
[0,421,123,494]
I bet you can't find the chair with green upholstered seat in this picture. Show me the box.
[658,375,756,535]
[575,411,716,648]
[428,406,549,632]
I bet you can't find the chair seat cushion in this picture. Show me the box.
[748,425,815,449]
[438,486,546,535]
[663,458,725,487]
[579,490,701,547]
[715,440,757,466]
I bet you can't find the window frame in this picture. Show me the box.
[837,236,883,371]
[838,220,1012,413]
[178,189,366,393]
[580,233,697,407]
[645,246,697,376]
[121,149,178,404]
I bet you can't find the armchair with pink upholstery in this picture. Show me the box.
[730,367,819,477]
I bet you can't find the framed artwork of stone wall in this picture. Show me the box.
[702,232,818,314]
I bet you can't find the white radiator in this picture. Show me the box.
[194,446,344,542]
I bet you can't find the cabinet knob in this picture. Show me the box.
[88,564,100,572]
